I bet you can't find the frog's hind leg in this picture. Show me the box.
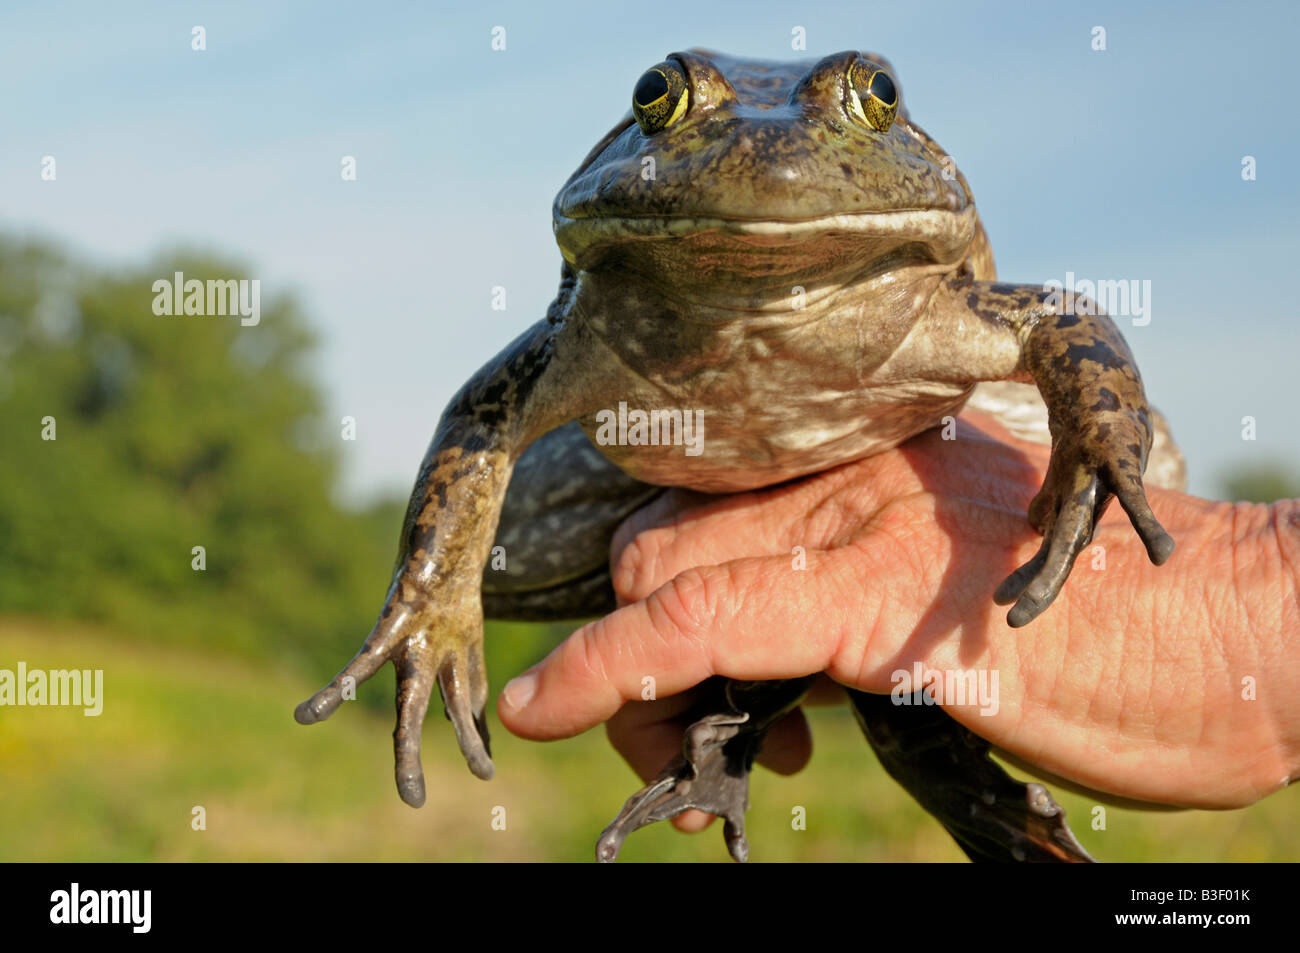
[596,676,814,863]
[847,689,1095,862]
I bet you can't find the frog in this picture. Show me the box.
[295,49,1183,863]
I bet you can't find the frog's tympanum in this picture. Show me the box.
[296,51,1182,862]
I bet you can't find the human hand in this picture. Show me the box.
[498,412,1300,829]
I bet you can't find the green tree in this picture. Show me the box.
[0,237,402,670]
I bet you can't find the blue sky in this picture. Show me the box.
[3,0,1298,500]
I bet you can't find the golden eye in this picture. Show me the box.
[632,61,689,135]
[847,61,898,133]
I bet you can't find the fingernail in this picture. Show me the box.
[502,671,538,711]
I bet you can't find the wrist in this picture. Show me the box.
[1261,501,1300,792]
[1152,497,1299,804]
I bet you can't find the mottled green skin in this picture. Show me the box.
[296,50,1174,862]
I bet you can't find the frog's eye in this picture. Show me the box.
[632,61,689,135]
[847,61,898,133]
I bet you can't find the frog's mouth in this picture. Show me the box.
[556,205,973,259]
[553,206,976,306]
[560,203,968,241]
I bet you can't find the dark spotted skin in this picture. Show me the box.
[296,49,1176,863]
[294,309,625,798]
[922,273,1175,626]
[849,689,1095,862]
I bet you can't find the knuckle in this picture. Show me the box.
[855,500,926,583]
[647,567,724,648]
[568,617,616,691]
[603,711,637,759]
[611,526,673,605]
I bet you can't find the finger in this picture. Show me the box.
[498,552,861,740]
[607,693,702,734]
[607,489,711,588]
[803,673,849,707]
[673,810,716,833]
[1006,475,1098,627]
[1110,471,1176,564]
[755,706,812,776]
[294,607,408,724]
[393,658,434,807]
[606,707,700,782]
[604,695,809,776]
[610,466,878,607]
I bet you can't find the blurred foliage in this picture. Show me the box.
[0,236,411,673]
[1218,463,1300,504]
[3,619,1296,862]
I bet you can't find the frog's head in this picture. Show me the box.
[554,50,977,307]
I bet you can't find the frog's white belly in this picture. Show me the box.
[579,379,1186,495]
[579,378,974,493]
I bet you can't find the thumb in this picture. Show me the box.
[498,549,878,740]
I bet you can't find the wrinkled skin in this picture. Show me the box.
[295,49,1178,861]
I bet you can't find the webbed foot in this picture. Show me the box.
[597,711,755,863]
[294,589,493,805]
[596,677,812,863]
[995,396,1174,627]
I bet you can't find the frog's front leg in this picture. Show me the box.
[914,276,1175,627]
[294,311,605,805]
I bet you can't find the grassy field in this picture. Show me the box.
[0,616,1294,862]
